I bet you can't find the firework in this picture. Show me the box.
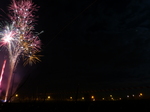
[0,60,6,87]
[0,0,42,101]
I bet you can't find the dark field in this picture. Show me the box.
[0,100,150,112]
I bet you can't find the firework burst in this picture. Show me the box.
[0,0,42,101]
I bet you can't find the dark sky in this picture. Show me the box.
[1,0,150,98]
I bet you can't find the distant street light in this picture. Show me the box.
[111,97,114,100]
[70,97,73,100]
[91,96,94,99]
[48,96,50,99]
[15,94,18,97]
[93,98,95,101]
[139,93,143,97]
[82,97,84,100]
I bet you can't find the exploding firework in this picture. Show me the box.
[0,0,42,101]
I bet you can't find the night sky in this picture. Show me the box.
[1,0,150,98]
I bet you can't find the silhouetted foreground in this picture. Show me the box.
[0,100,150,112]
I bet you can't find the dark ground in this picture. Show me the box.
[0,100,150,112]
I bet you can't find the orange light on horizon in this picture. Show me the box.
[15,94,18,97]
[70,97,72,99]
[82,97,84,100]
[91,96,94,99]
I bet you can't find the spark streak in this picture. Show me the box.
[0,60,6,87]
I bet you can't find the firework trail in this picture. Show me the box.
[0,0,42,101]
[0,60,6,87]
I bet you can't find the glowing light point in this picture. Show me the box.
[139,93,143,97]
[91,96,94,99]
[15,94,18,97]
[70,97,72,100]
[111,97,114,100]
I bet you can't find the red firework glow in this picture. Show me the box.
[0,0,42,101]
